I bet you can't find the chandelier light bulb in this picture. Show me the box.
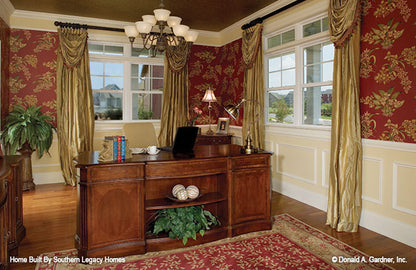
[167,16,182,27]
[185,30,199,42]
[142,15,156,26]
[124,25,138,37]
[135,21,152,34]
[154,8,171,21]
[172,25,189,37]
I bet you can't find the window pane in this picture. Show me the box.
[132,47,164,58]
[269,71,281,88]
[282,30,295,44]
[93,92,123,120]
[322,17,329,31]
[132,93,162,120]
[304,45,321,65]
[268,35,281,48]
[282,69,295,86]
[267,90,294,123]
[152,65,164,78]
[131,78,145,90]
[323,62,333,82]
[105,63,123,76]
[303,86,332,125]
[152,78,163,90]
[104,45,123,56]
[91,76,103,90]
[269,57,281,72]
[89,44,104,54]
[304,64,321,83]
[303,20,321,37]
[282,53,295,69]
[104,77,123,90]
[90,62,103,75]
[322,42,334,62]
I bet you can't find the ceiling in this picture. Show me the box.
[9,0,280,32]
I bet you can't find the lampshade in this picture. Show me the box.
[142,15,157,26]
[136,21,152,34]
[172,25,189,37]
[124,26,138,37]
[154,8,171,21]
[167,16,182,27]
[224,104,240,120]
[185,30,199,42]
[202,89,217,103]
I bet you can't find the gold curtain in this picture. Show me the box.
[242,24,265,149]
[56,28,95,186]
[326,0,362,232]
[158,43,191,146]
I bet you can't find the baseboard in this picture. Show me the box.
[272,179,416,248]
[33,171,65,185]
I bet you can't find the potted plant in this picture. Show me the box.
[1,105,56,190]
[152,205,219,245]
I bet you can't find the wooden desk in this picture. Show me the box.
[195,134,232,145]
[75,144,272,258]
[0,156,25,269]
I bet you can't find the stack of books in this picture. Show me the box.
[104,136,126,161]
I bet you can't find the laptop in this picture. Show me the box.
[159,126,199,154]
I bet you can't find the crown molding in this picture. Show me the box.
[0,0,14,26]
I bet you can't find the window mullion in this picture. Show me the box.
[294,45,303,125]
[124,62,131,121]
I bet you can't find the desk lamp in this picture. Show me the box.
[224,98,262,154]
[202,88,217,135]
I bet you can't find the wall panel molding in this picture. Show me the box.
[393,161,416,216]
[362,156,383,205]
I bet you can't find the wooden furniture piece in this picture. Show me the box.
[195,134,232,145]
[0,160,10,270]
[0,156,25,269]
[75,144,271,258]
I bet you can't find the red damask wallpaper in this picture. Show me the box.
[8,29,58,127]
[360,0,416,143]
[0,18,10,128]
[188,39,245,126]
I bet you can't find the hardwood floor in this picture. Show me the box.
[8,183,416,269]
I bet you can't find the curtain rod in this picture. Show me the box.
[54,21,124,32]
[241,0,307,30]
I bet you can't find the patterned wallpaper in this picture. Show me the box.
[0,18,10,128]
[8,29,58,127]
[360,0,416,143]
[188,39,245,126]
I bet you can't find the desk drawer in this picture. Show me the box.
[84,164,144,182]
[231,155,270,170]
[146,158,227,179]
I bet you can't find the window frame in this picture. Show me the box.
[88,41,164,122]
[264,13,333,128]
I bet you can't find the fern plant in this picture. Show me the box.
[1,105,56,158]
[153,205,219,245]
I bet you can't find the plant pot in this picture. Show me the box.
[18,143,35,191]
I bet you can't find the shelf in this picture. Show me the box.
[145,192,226,211]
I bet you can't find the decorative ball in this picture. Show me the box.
[186,185,199,199]
[176,189,188,201]
[172,184,185,198]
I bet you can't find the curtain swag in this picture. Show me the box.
[58,28,88,68]
[242,24,263,68]
[329,0,361,48]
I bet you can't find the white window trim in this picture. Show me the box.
[264,14,333,130]
[89,42,164,122]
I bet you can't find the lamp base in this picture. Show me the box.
[206,128,214,135]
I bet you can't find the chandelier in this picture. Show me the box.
[124,0,198,56]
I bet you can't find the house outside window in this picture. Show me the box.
[89,43,164,121]
[265,16,334,127]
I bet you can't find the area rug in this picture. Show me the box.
[35,214,393,270]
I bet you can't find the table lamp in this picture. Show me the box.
[202,88,217,135]
[224,98,262,154]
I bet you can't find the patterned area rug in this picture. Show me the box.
[35,214,393,270]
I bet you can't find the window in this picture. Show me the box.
[267,29,295,49]
[89,43,164,121]
[265,16,334,126]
